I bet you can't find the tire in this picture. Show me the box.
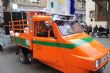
[18,48,28,64]
[27,53,36,64]
[16,46,19,55]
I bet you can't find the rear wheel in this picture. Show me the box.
[18,48,28,64]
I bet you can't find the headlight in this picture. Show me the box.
[95,52,110,68]
[107,52,110,58]
[96,60,100,68]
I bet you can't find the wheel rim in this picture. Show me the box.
[28,57,32,62]
[28,54,32,62]
[19,51,24,62]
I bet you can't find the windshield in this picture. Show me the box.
[55,20,83,36]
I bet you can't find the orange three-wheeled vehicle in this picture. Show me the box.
[9,12,110,73]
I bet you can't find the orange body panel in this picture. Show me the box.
[9,13,110,73]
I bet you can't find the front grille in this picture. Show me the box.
[99,54,109,64]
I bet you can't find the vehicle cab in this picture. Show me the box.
[31,14,110,73]
[8,11,109,73]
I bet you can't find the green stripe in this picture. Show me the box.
[33,40,57,47]
[11,36,94,49]
[72,37,94,48]
[16,37,21,44]
[21,38,30,48]
[82,38,94,42]
[11,36,30,48]
[33,37,94,49]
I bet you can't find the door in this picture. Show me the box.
[33,21,58,64]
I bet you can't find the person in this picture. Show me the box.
[88,25,92,35]
[105,26,109,38]
[92,25,98,37]
[84,25,88,33]
[98,25,105,37]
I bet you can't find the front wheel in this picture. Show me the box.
[18,48,28,64]
[27,53,36,64]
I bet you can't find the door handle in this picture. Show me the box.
[36,45,41,50]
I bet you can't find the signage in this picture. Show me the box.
[30,0,40,4]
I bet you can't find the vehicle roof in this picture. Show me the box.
[33,15,52,21]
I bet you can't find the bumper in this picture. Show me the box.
[68,54,109,73]
[90,68,104,73]
[89,62,109,73]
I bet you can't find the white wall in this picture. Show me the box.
[9,0,70,15]
[21,0,70,14]
[86,0,107,27]
[46,0,70,15]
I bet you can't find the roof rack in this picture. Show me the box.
[52,14,74,17]
[52,14,75,21]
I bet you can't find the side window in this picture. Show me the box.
[34,21,48,37]
[34,21,55,38]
